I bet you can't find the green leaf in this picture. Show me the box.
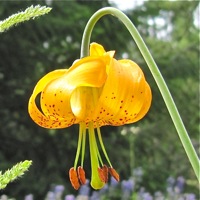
[0,5,52,33]
[0,160,32,190]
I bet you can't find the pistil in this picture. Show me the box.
[88,122,104,189]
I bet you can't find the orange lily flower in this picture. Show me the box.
[28,43,152,190]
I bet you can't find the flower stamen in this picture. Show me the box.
[97,126,112,167]
[98,165,109,183]
[77,166,86,185]
[69,167,80,190]
[98,167,106,183]
[102,165,109,183]
[108,167,120,182]
[73,123,84,169]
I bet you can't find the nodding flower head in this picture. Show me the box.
[28,43,152,190]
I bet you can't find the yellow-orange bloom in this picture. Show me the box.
[28,43,152,190]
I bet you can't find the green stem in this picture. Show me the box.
[81,7,200,180]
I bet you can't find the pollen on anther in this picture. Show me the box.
[69,167,80,190]
[78,166,86,185]
[109,167,120,182]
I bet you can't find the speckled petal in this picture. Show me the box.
[94,59,152,126]
[40,58,107,124]
[28,69,75,128]
[126,83,152,123]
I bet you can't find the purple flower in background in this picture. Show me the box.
[53,184,65,199]
[65,194,75,200]
[18,174,197,200]
[90,191,100,200]
[110,176,119,187]
[24,194,33,200]
[54,185,65,193]
[121,179,134,192]
[143,192,153,200]
[175,176,185,193]
[166,176,175,196]
[133,167,143,183]
[138,187,145,197]
[185,193,196,200]
[78,179,90,196]
[45,191,55,200]
[154,191,164,200]
[121,179,134,200]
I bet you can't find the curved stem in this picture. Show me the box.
[81,7,200,180]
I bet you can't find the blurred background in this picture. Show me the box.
[0,0,199,199]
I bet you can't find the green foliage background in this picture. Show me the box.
[0,0,199,198]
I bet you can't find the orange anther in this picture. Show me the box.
[98,165,109,183]
[108,167,120,182]
[102,165,108,183]
[78,166,86,185]
[98,167,105,183]
[69,167,80,190]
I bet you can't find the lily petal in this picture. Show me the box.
[94,59,151,126]
[89,43,115,65]
[70,57,108,121]
[28,69,75,128]
[90,42,106,56]
[127,83,152,123]
[68,57,108,88]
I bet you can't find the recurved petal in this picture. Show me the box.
[94,59,151,126]
[89,43,115,64]
[90,42,106,56]
[40,56,109,126]
[28,69,76,128]
[40,76,77,126]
